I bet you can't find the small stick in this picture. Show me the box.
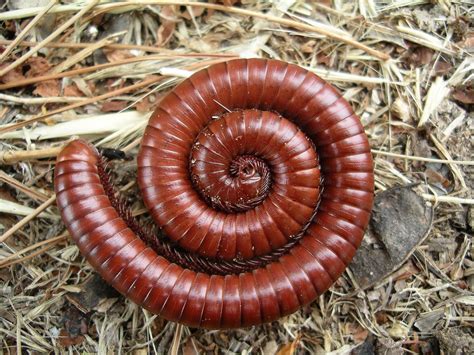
[0,0,58,62]
[0,75,163,135]
[0,242,63,268]
[0,57,229,135]
[0,232,67,268]
[0,194,56,243]
[0,93,84,104]
[0,147,63,165]
[422,194,474,205]
[0,52,238,91]
[0,0,100,77]
[0,39,211,54]
[0,171,51,202]
[372,149,474,166]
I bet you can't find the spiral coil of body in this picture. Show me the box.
[54,58,374,329]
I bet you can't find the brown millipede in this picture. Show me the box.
[54,58,374,329]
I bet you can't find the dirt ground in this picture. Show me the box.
[0,1,473,354]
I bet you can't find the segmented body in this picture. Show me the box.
[54,58,374,329]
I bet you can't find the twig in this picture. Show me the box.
[371,149,474,165]
[0,233,67,268]
[0,147,63,165]
[0,171,51,202]
[0,0,58,62]
[0,57,230,135]
[0,242,63,268]
[0,76,163,135]
[0,195,56,243]
[0,38,179,53]
[0,0,100,77]
[51,36,115,74]
[0,93,84,104]
[0,53,238,91]
[422,194,474,205]
[169,324,183,355]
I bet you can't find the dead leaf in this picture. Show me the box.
[26,56,52,77]
[425,168,450,188]
[0,62,25,84]
[461,32,474,52]
[452,86,474,104]
[403,46,434,67]
[157,6,178,46]
[64,83,84,97]
[317,53,333,67]
[300,40,316,54]
[33,80,60,97]
[347,323,369,343]
[433,60,453,76]
[181,6,205,20]
[58,306,88,347]
[101,100,127,112]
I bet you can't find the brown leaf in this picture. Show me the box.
[0,62,25,84]
[181,5,205,20]
[347,323,369,343]
[425,168,450,188]
[64,83,84,97]
[317,53,333,67]
[452,86,474,104]
[403,46,434,67]
[433,60,453,76]
[101,100,127,112]
[26,56,52,77]
[301,40,316,54]
[33,79,60,97]
[157,6,178,46]
[462,33,474,52]
[58,306,88,347]
[58,330,85,347]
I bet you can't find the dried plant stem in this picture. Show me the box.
[0,233,67,268]
[422,195,474,205]
[372,149,474,165]
[0,171,51,202]
[0,0,58,62]
[94,1,391,60]
[430,133,467,189]
[0,0,100,77]
[0,53,238,91]
[0,195,56,243]
[0,39,177,53]
[0,76,163,135]
[51,36,114,74]
[0,147,63,165]
[0,93,84,104]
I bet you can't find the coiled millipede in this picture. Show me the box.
[54,58,374,329]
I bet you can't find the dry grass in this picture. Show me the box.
[0,1,473,354]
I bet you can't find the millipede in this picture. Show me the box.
[54,58,374,329]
